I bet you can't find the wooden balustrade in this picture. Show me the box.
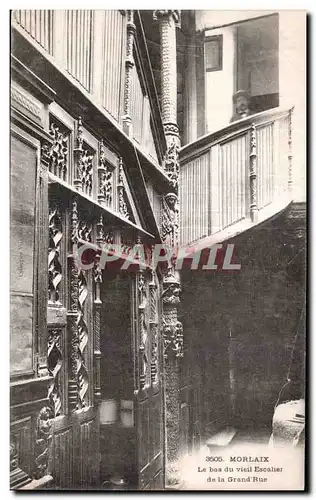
[12,10,54,53]
[180,107,293,246]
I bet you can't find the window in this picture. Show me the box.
[205,35,223,72]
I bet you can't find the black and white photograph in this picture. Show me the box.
[9,9,306,491]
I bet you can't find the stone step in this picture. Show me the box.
[206,427,237,448]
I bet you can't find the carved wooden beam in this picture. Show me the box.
[67,198,79,411]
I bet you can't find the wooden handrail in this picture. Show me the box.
[180,106,292,163]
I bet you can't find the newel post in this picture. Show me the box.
[154,9,183,488]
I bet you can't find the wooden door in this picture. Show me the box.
[133,270,164,490]
[47,196,100,489]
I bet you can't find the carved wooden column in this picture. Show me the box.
[154,9,183,488]
[154,10,181,191]
[288,107,294,193]
[37,140,52,378]
[122,10,136,136]
[67,198,79,411]
[162,273,183,487]
[93,215,104,403]
[249,123,258,223]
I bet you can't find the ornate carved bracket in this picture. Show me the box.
[74,116,94,196]
[48,121,69,180]
[163,138,180,191]
[162,319,183,360]
[161,192,179,249]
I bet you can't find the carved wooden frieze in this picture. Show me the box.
[162,316,183,360]
[77,218,93,243]
[11,81,44,127]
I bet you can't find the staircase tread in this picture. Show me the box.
[206,427,237,447]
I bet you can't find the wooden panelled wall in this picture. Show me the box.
[10,77,139,489]
[10,32,167,485]
[12,10,158,162]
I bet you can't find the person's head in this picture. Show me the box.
[233,90,251,118]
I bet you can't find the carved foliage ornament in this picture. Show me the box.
[162,280,181,305]
[49,122,69,180]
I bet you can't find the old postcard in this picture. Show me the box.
[10,9,306,491]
